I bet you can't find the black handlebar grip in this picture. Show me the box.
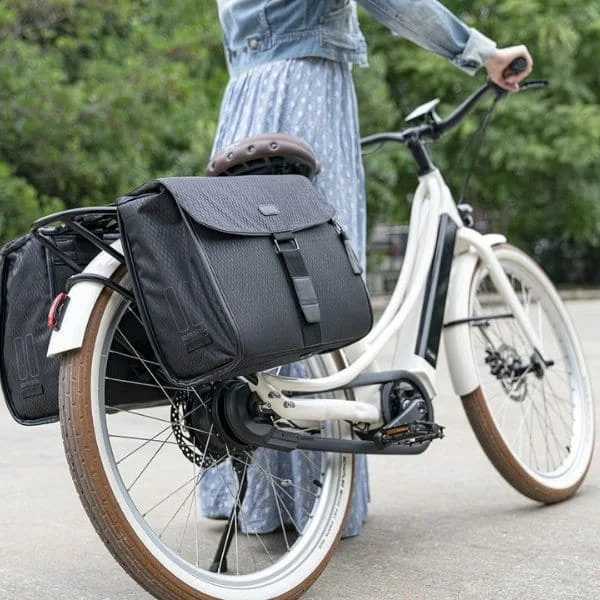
[503,57,528,77]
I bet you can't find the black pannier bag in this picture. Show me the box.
[0,211,152,425]
[116,174,373,386]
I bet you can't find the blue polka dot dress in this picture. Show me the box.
[198,57,369,538]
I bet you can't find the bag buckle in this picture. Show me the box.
[273,235,299,254]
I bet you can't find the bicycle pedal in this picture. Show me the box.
[375,421,445,447]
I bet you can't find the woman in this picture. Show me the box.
[199,0,532,537]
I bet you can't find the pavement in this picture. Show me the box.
[1,299,600,600]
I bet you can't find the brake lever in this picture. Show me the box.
[487,79,549,100]
[519,80,549,91]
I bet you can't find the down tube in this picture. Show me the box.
[414,213,458,367]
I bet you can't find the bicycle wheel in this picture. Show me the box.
[59,275,354,600]
[462,244,594,503]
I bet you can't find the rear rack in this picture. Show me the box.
[30,206,133,301]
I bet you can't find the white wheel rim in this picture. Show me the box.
[471,248,594,491]
[88,288,353,598]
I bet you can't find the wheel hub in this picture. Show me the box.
[485,344,528,402]
[171,385,253,467]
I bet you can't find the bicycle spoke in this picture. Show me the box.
[158,473,204,539]
[229,453,319,499]
[108,405,173,424]
[469,249,593,491]
[215,463,271,569]
[142,468,216,519]
[251,460,313,522]
[126,430,175,492]
[124,304,147,329]
[528,384,562,470]
[177,473,197,556]
[109,348,161,367]
[213,459,249,573]
[542,376,576,431]
[114,325,177,409]
[113,425,176,464]
[194,459,200,568]
[294,450,322,475]
[105,376,182,391]
[225,449,246,575]
[110,433,180,446]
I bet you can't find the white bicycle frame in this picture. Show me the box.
[250,168,546,427]
[47,167,547,429]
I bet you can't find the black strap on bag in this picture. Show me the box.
[273,232,322,346]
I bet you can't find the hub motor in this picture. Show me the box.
[171,383,254,468]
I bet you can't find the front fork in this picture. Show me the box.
[444,230,548,398]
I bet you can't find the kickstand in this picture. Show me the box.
[209,460,249,573]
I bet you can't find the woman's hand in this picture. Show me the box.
[485,45,533,91]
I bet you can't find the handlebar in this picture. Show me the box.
[361,59,546,149]
[502,56,528,78]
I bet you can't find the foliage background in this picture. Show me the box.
[1,0,599,283]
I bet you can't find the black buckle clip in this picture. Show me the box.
[273,235,299,254]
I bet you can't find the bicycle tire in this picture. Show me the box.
[462,244,594,503]
[59,274,354,600]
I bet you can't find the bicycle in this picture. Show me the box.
[49,63,595,600]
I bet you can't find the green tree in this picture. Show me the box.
[1,1,599,283]
[0,0,225,239]
[354,0,600,282]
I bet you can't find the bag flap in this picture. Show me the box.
[129,175,335,235]
[0,233,31,258]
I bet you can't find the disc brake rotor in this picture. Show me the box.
[171,389,229,467]
[486,344,528,402]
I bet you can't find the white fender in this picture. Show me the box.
[443,233,506,396]
[47,241,124,357]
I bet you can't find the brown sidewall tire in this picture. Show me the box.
[461,244,593,505]
[59,283,353,600]
[462,387,589,504]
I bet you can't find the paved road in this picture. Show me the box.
[1,300,599,600]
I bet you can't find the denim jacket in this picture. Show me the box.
[217,0,496,77]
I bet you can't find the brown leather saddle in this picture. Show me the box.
[206,132,321,180]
